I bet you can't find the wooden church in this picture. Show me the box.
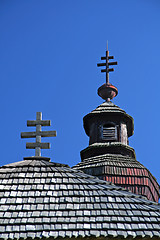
[0,47,159,239]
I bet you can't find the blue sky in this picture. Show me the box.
[0,0,160,184]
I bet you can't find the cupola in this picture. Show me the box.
[73,45,159,203]
[83,101,134,146]
[81,46,134,160]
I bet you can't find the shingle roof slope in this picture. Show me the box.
[73,152,145,169]
[73,152,160,203]
[89,101,126,114]
[0,159,160,239]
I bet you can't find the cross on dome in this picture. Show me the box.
[97,43,118,102]
[97,42,118,84]
[21,112,57,157]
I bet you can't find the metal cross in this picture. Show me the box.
[21,112,57,157]
[97,42,118,84]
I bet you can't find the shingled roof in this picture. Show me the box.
[0,158,160,239]
[73,152,160,202]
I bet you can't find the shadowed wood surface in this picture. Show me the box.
[21,112,56,156]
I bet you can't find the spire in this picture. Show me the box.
[21,112,57,158]
[97,43,118,102]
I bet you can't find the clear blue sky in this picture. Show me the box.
[0,0,160,184]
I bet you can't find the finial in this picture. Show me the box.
[21,112,57,159]
[97,43,118,101]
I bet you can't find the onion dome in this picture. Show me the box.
[73,46,159,203]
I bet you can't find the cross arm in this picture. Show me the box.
[101,68,114,73]
[101,56,114,60]
[108,61,118,66]
[27,120,51,126]
[21,131,57,138]
[26,142,50,149]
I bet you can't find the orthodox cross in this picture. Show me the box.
[21,112,57,157]
[97,43,118,84]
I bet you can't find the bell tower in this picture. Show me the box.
[73,45,159,203]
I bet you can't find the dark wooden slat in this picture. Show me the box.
[21,131,56,138]
[108,61,118,66]
[27,120,51,126]
[101,69,107,72]
[26,142,50,149]
[108,68,114,72]
[97,63,106,67]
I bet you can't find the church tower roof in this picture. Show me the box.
[73,46,159,203]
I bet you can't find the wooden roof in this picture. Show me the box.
[0,158,160,239]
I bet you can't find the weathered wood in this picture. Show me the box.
[21,131,56,138]
[103,126,117,141]
[26,142,50,149]
[27,120,51,126]
[21,112,57,156]
[97,48,117,85]
[120,123,128,145]
[35,147,41,156]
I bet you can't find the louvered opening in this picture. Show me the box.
[103,125,117,141]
